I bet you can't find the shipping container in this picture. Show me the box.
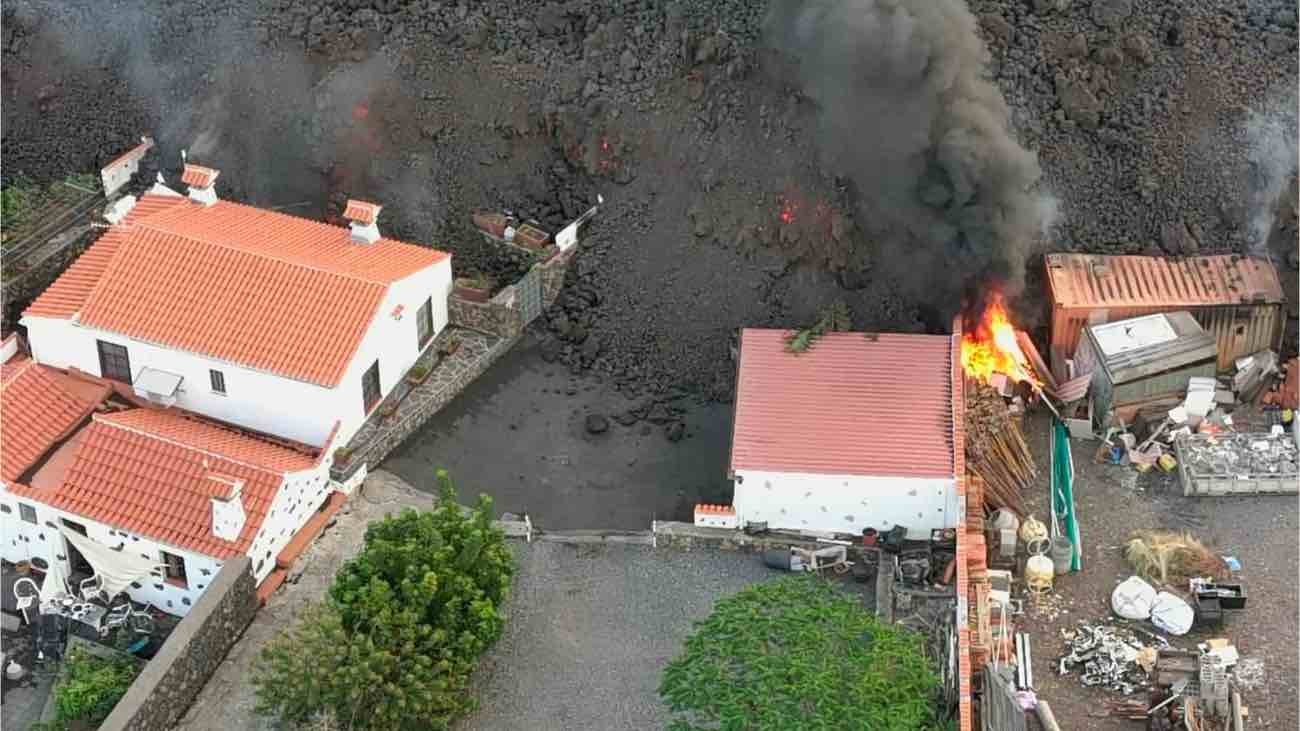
[1045,254,1286,372]
[1075,311,1217,426]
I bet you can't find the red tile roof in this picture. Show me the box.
[181,164,220,188]
[23,195,449,386]
[344,199,381,225]
[1,360,113,482]
[730,329,955,478]
[40,408,317,559]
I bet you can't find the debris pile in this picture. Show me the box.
[965,382,1035,516]
[1124,531,1230,585]
[1179,432,1298,475]
[1058,622,1160,695]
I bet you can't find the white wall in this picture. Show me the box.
[21,256,452,449]
[328,258,453,446]
[23,316,340,447]
[732,469,959,538]
[0,487,221,617]
[245,464,335,584]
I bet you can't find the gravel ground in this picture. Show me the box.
[1018,410,1299,730]
[457,540,778,731]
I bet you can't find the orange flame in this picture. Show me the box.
[960,290,1039,385]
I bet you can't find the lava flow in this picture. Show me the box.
[960,289,1039,385]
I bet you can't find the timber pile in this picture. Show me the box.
[965,381,1034,517]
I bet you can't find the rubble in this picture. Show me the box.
[1058,621,1161,695]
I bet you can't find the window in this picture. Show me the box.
[361,360,381,414]
[416,297,434,348]
[19,503,36,524]
[96,340,132,383]
[161,551,188,588]
[210,369,226,394]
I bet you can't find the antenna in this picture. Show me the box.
[181,149,187,163]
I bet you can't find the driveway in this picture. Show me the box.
[174,470,435,731]
[457,540,776,731]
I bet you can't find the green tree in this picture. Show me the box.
[660,576,940,731]
[253,470,514,730]
[30,646,141,730]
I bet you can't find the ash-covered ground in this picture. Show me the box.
[4,0,1297,523]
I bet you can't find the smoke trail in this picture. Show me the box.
[1242,85,1298,252]
[764,0,1049,313]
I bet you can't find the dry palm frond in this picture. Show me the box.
[1124,530,1228,585]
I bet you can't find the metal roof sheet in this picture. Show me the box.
[1046,254,1285,309]
[730,329,955,478]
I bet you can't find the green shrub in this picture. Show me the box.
[660,576,941,731]
[253,470,513,730]
[38,647,141,730]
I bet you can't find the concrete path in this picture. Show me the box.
[173,470,434,731]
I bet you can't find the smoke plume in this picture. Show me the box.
[764,0,1049,315]
[1242,84,1298,252]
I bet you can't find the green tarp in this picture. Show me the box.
[1050,420,1082,572]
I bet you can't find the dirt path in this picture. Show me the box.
[173,470,434,731]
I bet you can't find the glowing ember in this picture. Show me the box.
[778,196,797,225]
[352,104,370,122]
[960,290,1039,385]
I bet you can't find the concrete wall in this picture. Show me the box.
[0,490,221,616]
[732,469,959,538]
[100,557,259,731]
[20,258,452,449]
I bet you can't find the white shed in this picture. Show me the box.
[728,329,961,538]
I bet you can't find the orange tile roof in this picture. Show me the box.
[730,329,955,478]
[181,164,220,188]
[344,199,381,225]
[23,195,449,386]
[1,360,112,482]
[41,408,317,559]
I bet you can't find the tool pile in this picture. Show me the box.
[965,381,1035,516]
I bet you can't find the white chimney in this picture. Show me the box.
[343,199,382,244]
[182,164,220,206]
[208,474,247,542]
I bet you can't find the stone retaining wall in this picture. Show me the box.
[448,247,573,340]
[650,521,860,555]
[101,557,258,731]
[332,329,518,483]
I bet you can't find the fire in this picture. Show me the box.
[960,290,1039,385]
[778,196,797,225]
[352,104,370,122]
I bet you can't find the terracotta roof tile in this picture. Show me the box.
[23,195,449,386]
[180,164,220,188]
[343,199,381,225]
[1,361,112,482]
[42,408,316,559]
[730,329,955,478]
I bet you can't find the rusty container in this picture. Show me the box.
[1045,254,1286,373]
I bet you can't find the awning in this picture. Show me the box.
[133,367,184,407]
[38,558,69,605]
[62,529,164,598]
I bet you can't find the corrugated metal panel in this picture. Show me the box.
[731,329,954,478]
[1046,254,1286,366]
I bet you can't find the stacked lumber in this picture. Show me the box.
[965,381,1034,517]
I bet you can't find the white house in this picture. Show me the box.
[1,351,337,616]
[726,328,962,538]
[21,165,454,449]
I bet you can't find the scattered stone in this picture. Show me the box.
[665,421,685,442]
[1056,78,1102,130]
[1091,0,1133,29]
[980,14,1013,47]
[1121,34,1154,65]
[585,413,609,434]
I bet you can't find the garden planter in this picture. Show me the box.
[472,211,507,238]
[454,278,493,303]
[514,222,550,249]
[438,339,462,357]
[406,366,432,386]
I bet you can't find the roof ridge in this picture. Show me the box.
[130,211,394,287]
[94,411,293,478]
[0,358,35,394]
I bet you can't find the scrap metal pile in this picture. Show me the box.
[1179,432,1298,476]
[1058,621,1164,695]
[965,381,1034,516]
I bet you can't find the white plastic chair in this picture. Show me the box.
[79,575,106,604]
[13,577,40,624]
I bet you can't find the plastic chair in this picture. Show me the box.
[78,574,106,604]
[12,577,39,624]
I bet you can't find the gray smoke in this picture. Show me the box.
[764,0,1049,311]
[1242,85,1298,252]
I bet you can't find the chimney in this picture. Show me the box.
[182,164,220,206]
[343,199,382,244]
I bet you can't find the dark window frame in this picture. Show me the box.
[19,503,37,524]
[361,360,381,414]
[210,369,227,394]
[161,550,188,588]
[97,340,132,384]
[416,297,434,349]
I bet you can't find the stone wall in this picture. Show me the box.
[100,557,258,731]
[448,247,574,340]
[651,521,865,556]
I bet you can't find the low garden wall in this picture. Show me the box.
[448,246,574,339]
[100,557,258,731]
